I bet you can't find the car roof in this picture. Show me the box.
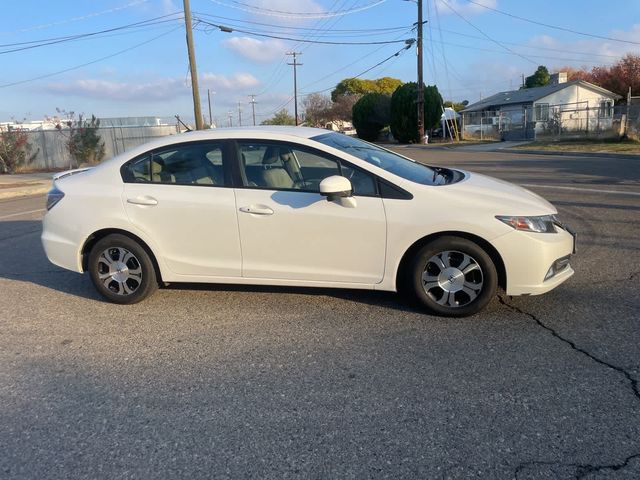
[176,125,329,140]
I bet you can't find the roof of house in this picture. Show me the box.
[461,80,622,112]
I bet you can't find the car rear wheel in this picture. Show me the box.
[408,236,497,317]
[88,234,158,304]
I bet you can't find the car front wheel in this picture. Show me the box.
[88,234,158,304]
[408,236,497,317]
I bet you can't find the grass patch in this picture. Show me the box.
[513,138,640,154]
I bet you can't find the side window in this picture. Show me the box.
[340,163,377,196]
[238,142,339,192]
[123,143,226,186]
[128,155,151,182]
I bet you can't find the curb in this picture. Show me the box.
[0,184,50,200]
[502,149,640,159]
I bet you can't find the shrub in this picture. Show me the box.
[66,115,105,166]
[390,83,443,143]
[0,129,37,173]
[352,93,391,141]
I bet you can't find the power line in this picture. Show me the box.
[437,0,537,65]
[462,0,640,46]
[300,43,413,96]
[0,26,182,89]
[0,15,183,54]
[0,0,151,36]
[426,37,617,66]
[193,11,409,34]
[299,30,413,91]
[208,0,388,19]
[253,0,351,98]
[195,19,412,45]
[430,26,624,60]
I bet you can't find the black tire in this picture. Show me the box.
[88,234,158,304]
[406,236,497,317]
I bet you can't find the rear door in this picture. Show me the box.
[121,140,241,277]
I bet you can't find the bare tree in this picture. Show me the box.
[302,94,333,127]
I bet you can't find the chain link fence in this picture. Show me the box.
[18,125,179,171]
[461,101,636,142]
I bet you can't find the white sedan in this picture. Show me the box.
[42,126,575,316]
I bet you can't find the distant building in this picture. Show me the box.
[461,74,622,140]
[98,116,172,127]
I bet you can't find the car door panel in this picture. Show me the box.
[123,184,241,276]
[121,141,241,277]
[235,188,386,283]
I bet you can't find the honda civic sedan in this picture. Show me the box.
[42,126,575,316]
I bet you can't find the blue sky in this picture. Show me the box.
[1,0,639,125]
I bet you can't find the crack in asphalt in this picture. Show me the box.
[498,295,639,401]
[514,453,640,479]
[573,270,640,286]
[499,295,640,479]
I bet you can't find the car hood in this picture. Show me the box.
[434,170,557,216]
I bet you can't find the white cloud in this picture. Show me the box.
[159,0,179,15]
[46,73,260,101]
[436,0,497,16]
[222,37,286,63]
[525,24,640,67]
[200,73,261,90]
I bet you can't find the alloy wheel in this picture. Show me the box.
[422,250,484,308]
[97,247,143,296]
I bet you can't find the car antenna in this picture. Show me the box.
[175,115,192,132]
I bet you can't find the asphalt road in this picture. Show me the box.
[0,149,639,479]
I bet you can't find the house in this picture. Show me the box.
[460,73,622,140]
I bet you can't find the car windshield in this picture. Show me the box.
[312,132,439,185]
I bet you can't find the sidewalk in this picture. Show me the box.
[0,173,53,200]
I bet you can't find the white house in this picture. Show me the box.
[461,73,622,139]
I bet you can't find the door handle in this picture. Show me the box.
[239,206,274,215]
[127,196,158,206]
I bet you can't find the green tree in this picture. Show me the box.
[352,93,391,141]
[373,77,403,95]
[523,65,550,89]
[331,77,403,101]
[390,83,443,143]
[261,109,296,126]
[66,115,105,167]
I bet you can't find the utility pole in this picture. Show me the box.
[626,86,632,137]
[183,0,204,130]
[237,101,242,126]
[416,0,425,144]
[227,111,233,127]
[286,52,302,126]
[249,94,257,126]
[207,89,215,127]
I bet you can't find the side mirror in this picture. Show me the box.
[319,175,352,202]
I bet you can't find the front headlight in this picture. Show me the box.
[495,214,558,233]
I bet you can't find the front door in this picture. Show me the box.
[234,140,386,284]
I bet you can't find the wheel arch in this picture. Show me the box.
[395,231,506,292]
[81,228,163,283]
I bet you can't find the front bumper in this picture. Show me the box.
[492,225,575,296]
